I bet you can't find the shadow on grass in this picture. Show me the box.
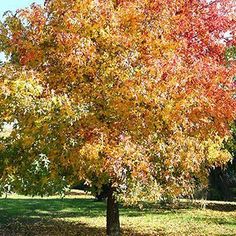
[192,215,236,227]
[206,203,236,212]
[0,198,166,236]
[0,217,166,236]
[0,197,178,222]
[0,198,106,226]
[0,217,165,236]
[0,218,105,236]
[0,197,235,235]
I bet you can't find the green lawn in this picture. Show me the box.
[0,192,235,235]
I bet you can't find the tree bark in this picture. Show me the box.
[106,185,120,236]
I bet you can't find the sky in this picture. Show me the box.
[0,0,44,61]
[0,0,44,19]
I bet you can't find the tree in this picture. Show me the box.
[0,0,235,235]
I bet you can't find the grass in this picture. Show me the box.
[0,192,236,235]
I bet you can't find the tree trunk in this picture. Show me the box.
[106,185,120,236]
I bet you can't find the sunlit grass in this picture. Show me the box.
[0,192,235,235]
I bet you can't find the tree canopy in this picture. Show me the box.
[0,0,235,201]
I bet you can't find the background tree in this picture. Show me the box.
[208,46,236,201]
[0,0,235,235]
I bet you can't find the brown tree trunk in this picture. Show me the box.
[106,185,120,236]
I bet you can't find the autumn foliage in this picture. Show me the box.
[0,0,235,201]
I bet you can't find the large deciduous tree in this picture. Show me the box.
[0,0,235,235]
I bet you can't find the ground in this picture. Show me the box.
[0,191,235,235]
